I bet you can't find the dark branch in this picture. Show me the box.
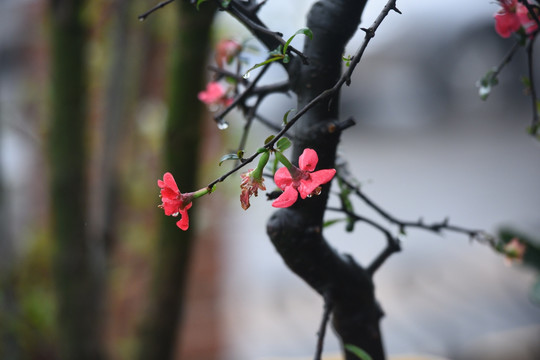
[138,0,175,21]
[313,292,333,360]
[526,34,539,136]
[337,175,496,247]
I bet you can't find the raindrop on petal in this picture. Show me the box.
[172,212,179,217]
[242,72,250,79]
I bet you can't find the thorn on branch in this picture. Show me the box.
[391,6,402,14]
[360,27,375,39]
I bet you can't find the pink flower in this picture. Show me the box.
[158,172,193,230]
[503,237,526,264]
[272,148,336,208]
[215,39,242,68]
[494,0,537,38]
[198,82,234,109]
[240,169,266,210]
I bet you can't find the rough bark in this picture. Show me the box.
[267,1,386,359]
[49,0,106,358]
[136,2,216,359]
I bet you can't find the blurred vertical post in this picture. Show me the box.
[137,2,216,359]
[49,0,106,359]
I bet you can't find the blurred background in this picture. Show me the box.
[1,0,540,360]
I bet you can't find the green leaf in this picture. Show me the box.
[323,218,345,228]
[237,149,245,158]
[243,56,283,79]
[269,45,283,57]
[221,0,231,7]
[264,135,275,145]
[219,153,240,166]
[275,137,291,152]
[282,108,296,125]
[345,344,373,360]
[282,27,313,55]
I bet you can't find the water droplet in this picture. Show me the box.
[217,121,229,130]
[242,72,250,79]
[172,212,179,217]
[138,16,145,22]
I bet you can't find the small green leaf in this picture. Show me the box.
[282,108,296,125]
[219,153,240,166]
[275,137,291,152]
[243,56,283,78]
[282,54,290,63]
[237,149,245,158]
[323,218,345,228]
[282,27,313,55]
[257,147,268,154]
[269,45,283,57]
[221,0,231,8]
[345,344,373,360]
[264,135,275,145]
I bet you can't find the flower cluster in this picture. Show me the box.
[157,173,212,230]
[197,82,234,110]
[494,0,538,38]
[158,148,337,230]
[198,39,242,111]
[158,172,193,230]
[215,39,242,68]
[272,149,336,208]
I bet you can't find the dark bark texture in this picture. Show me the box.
[267,1,386,359]
[136,2,216,359]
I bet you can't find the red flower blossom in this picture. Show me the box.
[272,148,336,208]
[494,0,537,38]
[215,39,242,68]
[158,172,193,230]
[197,82,234,110]
[240,169,266,210]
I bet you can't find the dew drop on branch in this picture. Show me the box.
[217,121,229,130]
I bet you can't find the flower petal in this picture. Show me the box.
[274,166,293,190]
[298,169,336,199]
[272,185,298,208]
[298,148,318,172]
[176,208,190,230]
[162,172,179,193]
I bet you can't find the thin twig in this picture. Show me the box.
[138,0,175,21]
[526,34,539,135]
[238,96,264,151]
[337,175,497,247]
[214,61,270,123]
[326,206,401,275]
[313,291,333,360]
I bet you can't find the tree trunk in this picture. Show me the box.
[136,2,216,359]
[49,0,106,358]
[267,1,386,359]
